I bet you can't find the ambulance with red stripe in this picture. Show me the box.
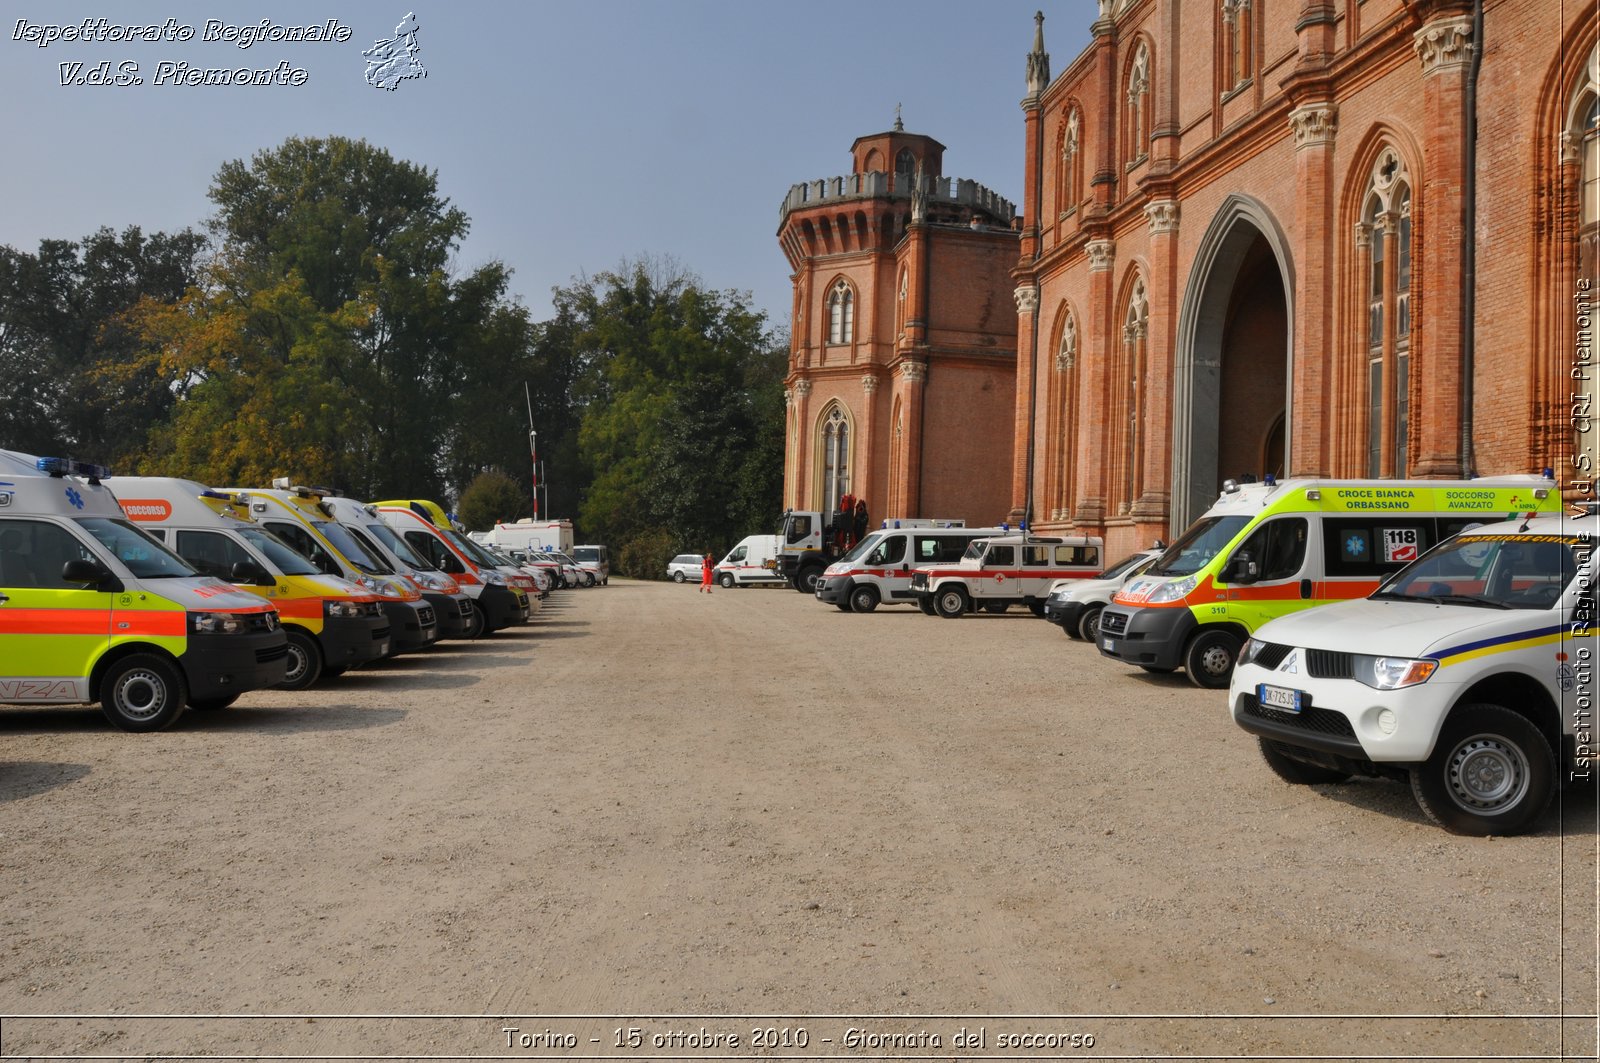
[374,500,531,634]
[815,524,1006,613]
[0,453,287,731]
[1229,509,1595,836]
[1097,475,1561,689]
[106,477,391,690]
[909,531,1104,618]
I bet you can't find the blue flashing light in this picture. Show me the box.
[1542,467,1555,480]
[893,519,901,528]
[1000,522,1010,531]
[1020,520,1029,532]
[199,490,230,500]
[36,457,111,482]
[1264,473,1277,486]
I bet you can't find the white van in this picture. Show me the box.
[571,544,609,586]
[910,533,1105,617]
[1230,510,1595,836]
[814,526,1006,613]
[1043,548,1164,641]
[714,535,786,588]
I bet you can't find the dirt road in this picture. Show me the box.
[1,581,1595,1060]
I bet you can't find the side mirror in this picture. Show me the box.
[231,560,271,585]
[1224,551,1259,584]
[61,558,111,586]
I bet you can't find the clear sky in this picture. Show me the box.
[0,1,1093,328]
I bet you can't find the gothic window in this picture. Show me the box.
[1125,43,1151,167]
[1222,0,1253,90]
[819,404,851,514]
[1358,149,1414,477]
[827,280,854,344]
[1118,279,1149,511]
[1060,108,1083,216]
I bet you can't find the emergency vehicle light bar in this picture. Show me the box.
[36,457,110,482]
[199,490,252,506]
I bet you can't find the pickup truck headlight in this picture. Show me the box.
[1237,637,1266,668]
[1354,654,1438,690]
[325,599,365,619]
[191,611,249,635]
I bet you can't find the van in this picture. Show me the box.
[1097,474,1561,688]
[375,502,531,634]
[108,477,392,689]
[0,453,287,730]
[1042,547,1164,641]
[1229,509,1595,836]
[315,494,480,640]
[571,544,609,586]
[226,485,440,654]
[710,535,784,588]
[910,533,1104,617]
[814,525,1006,613]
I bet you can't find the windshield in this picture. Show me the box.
[311,520,391,574]
[76,517,195,579]
[573,546,599,563]
[363,521,432,569]
[1148,516,1251,577]
[962,540,992,562]
[344,523,412,573]
[839,532,887,564]
[1099,551,1154,581]
[235,527,320,576]
[1373,534,1582,610]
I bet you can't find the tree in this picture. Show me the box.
[456,469,527,532]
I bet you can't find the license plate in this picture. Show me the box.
[1258,684,1304,713]
[1102,637,1114,652]
[377,641,390,656]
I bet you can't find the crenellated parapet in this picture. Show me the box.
[779,171,1017,227]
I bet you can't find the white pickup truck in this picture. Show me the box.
[1230,511,1596,836]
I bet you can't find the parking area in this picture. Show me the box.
[1,582,1594,1059]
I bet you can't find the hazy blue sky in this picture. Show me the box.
[1,1,1093,326]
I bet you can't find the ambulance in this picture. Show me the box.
[0,453,287,731]
[909,532,1105,617]
[814,525,1006,612]
[375,501,531,634]
[1097,475,1560,688]
[225,485,439,655]
[1230,509,1596,836]
[107,477,391,689]
[377,498,543,606]
[313,494,479,640]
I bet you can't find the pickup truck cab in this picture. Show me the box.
[910,533,1104,618]
[1229,511,1595,836]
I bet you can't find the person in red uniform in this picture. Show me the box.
[699,552,715,593]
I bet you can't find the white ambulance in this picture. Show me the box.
[1229,510,1596,836]
[813,525,1007,613]
[0,453,287,730]
[909,532,1105,617]
[713,535,786,588]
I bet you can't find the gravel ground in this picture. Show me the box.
[1,580,1595,1061]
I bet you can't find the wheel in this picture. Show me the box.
[1259,738,1348,784]
[462,601,487,640]
[848,584,880,614]
[795,567,823,594]
[981,602,1010,614]
[1183,629,1241,689]
[187,693,241,712]
[672,572,686,583]
[934,585,969,619]
[917,596,936,616]
[1075,606,1103,643]
[98,654,187,732]
[718,571,735,589]
[1409,703,1555,836]
[834,602,852,612]
[1028,601,1047,618]
[275,628,324,691]
[584,572,596,587]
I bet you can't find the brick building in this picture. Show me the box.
[1011,0,1598,559]
[777,123,1021,528]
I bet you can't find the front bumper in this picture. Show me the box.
[427,591,476,639]
[1097,605,1195,669]
[382,599,439,654]
[179,629,289,701]
[319,613,391,667]
[814,575,848,605]
[1043,599,1084,628]
[477,584,525,631]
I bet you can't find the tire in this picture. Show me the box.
[834,602,852,612]
[1076,606,1103,643]
[795,567,823,594]
[461,601,487,640]
[275,629,324,691]
[981,602,1010,614]
[1028,601,1047,618]
[1183,629,1240,689]
[672,572,686,583]
[917,596,936,616]
[98,654,187,733]
[848,584,880,614]
[188,693,241,712]
[718,571,735,589]
[1259,738,1348,784]
[1063,623,1082,640]
[934,585,969,619]
[1409,703,1556,836]
[584,572,596,587]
